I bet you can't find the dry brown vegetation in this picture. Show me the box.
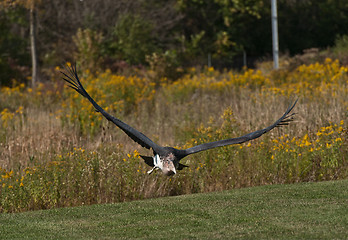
[0,59,347,212]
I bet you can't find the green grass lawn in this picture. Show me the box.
[1,180,347,239]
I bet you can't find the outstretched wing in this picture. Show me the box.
[61,63,163,153]
[181,100,297,156]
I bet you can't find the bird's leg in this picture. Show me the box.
[147,167,157,175]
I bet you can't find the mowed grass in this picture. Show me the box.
[1,180,347,239]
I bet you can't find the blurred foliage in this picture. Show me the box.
[73,28,104,73]
[107,14,157,65]
[145,50,182,82]
[332,35,348,58]
[176,0,264,63]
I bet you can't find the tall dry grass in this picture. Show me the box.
[0,59,347,212]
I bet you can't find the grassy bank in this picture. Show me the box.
[0,58,347,212]
[0,180,347,239]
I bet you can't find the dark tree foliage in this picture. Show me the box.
[177,0,348,67]
[1,0,348,85]
[277,0,348,54]
[0,8,30,86]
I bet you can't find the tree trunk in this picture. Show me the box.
[30,4,38,87]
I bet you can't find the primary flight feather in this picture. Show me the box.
[61,64,297,176]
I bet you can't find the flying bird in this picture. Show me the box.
[61,64,297,176]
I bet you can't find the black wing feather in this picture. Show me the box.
[61,64,163,153]
[181,100,297,156]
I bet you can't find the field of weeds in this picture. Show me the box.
[0,58,347,212]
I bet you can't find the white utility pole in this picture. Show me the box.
[271,0,279,69]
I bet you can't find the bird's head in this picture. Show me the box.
[161,153,177,176]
